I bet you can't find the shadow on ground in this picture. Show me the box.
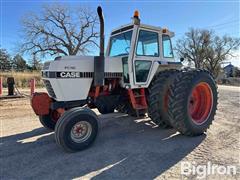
[1,113,205,179]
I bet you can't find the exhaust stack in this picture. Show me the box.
[94,6,105,86]
[97,6,104,57]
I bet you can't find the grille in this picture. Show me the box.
[104,72,123,78]
[43,80,56,98]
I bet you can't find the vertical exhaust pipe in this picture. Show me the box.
[97,6,104,57]
[94,6,105,86]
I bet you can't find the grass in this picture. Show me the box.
[0,71,44,88]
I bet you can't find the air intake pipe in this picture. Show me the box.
[94,6,105,86]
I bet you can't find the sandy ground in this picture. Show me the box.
[0,85,239,180]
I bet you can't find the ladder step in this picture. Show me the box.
[135,105,147,110]
[134,95,144,98]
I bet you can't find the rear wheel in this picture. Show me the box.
[168,69,218,136]
[95,96,117,114]
[148,70,179,127]
[116,101,146,117]
[39,110,60,131]
[55,107,98,152]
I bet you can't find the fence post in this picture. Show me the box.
[7,77,15,96]
[0,77,2,96]
[30,79,35,96]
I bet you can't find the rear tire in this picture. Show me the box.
[55,107,98,152]
[168,69,218,136]
[116,101,146,117]
[148,70,179,127]
[95,96,116,114]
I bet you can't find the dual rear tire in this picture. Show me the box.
[148,69,218,136]
[167,69,218,135]
[148,70,179,127]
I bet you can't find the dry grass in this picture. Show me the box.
[0,71,44,88]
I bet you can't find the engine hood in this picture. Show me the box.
[42,55,123,73]
[43,56,95,72]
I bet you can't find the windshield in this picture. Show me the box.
[109,30,133,57]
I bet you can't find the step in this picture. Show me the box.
[135,104,147,110]
[134,95,144,98]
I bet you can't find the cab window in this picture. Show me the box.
[135,60,152,82]
[162,35,174,58]
[109,30,133,57]
[136,30,159,57]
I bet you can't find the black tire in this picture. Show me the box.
[116,101,146,117]
[168,69,218,136]
[95,96,115,114]
[39,114,56,131]
[148,70,179,127]
[55,107,98,152]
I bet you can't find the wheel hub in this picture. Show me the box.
[188,82,213,124]
[71,121,92,143]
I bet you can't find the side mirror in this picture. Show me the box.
[180,57,184,62]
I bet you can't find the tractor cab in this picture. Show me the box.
[106,12,177,89]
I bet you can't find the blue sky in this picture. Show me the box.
[0,0,239,66]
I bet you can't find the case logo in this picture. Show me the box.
[57,72,81,78]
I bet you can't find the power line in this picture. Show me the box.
[174,19,239,37]
[203,19,239,29]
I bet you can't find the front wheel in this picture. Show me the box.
[55,107,98,152]
[168,69,218,136]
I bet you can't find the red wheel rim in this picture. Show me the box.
[188,82,213,124]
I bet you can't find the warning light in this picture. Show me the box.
[162,28,168,33]
[134,10,139,18]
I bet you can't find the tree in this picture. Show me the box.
[176,28,212,68]
[12,54,27,71]
[204,36,240,77]
[0,48,12,71]
[21,4,99,57]
[29,54,42,70]
[176,28,240,78]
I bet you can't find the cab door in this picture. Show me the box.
[131,29,160,88]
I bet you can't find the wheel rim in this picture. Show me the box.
[70,121,92,143]
[188,82,213,125]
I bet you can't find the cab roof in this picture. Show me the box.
[110,23,175,37]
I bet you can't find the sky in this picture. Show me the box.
[0,0,239,66]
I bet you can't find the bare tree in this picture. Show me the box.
[205,36,240,77]
[21,4,99,57]
[176,28,212,68]
[176,28,240,78]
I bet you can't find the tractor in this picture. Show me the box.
[31,6,218,152]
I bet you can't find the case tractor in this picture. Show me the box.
[31,6,218,152]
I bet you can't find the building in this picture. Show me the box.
[223,63,234,77]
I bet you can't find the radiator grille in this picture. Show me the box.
[43,80,56,98]
[104,72,123,78]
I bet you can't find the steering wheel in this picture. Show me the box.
[125,47,130,53]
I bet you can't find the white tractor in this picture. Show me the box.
[31,6,218,152]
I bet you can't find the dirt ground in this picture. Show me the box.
[0,85,239,180]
